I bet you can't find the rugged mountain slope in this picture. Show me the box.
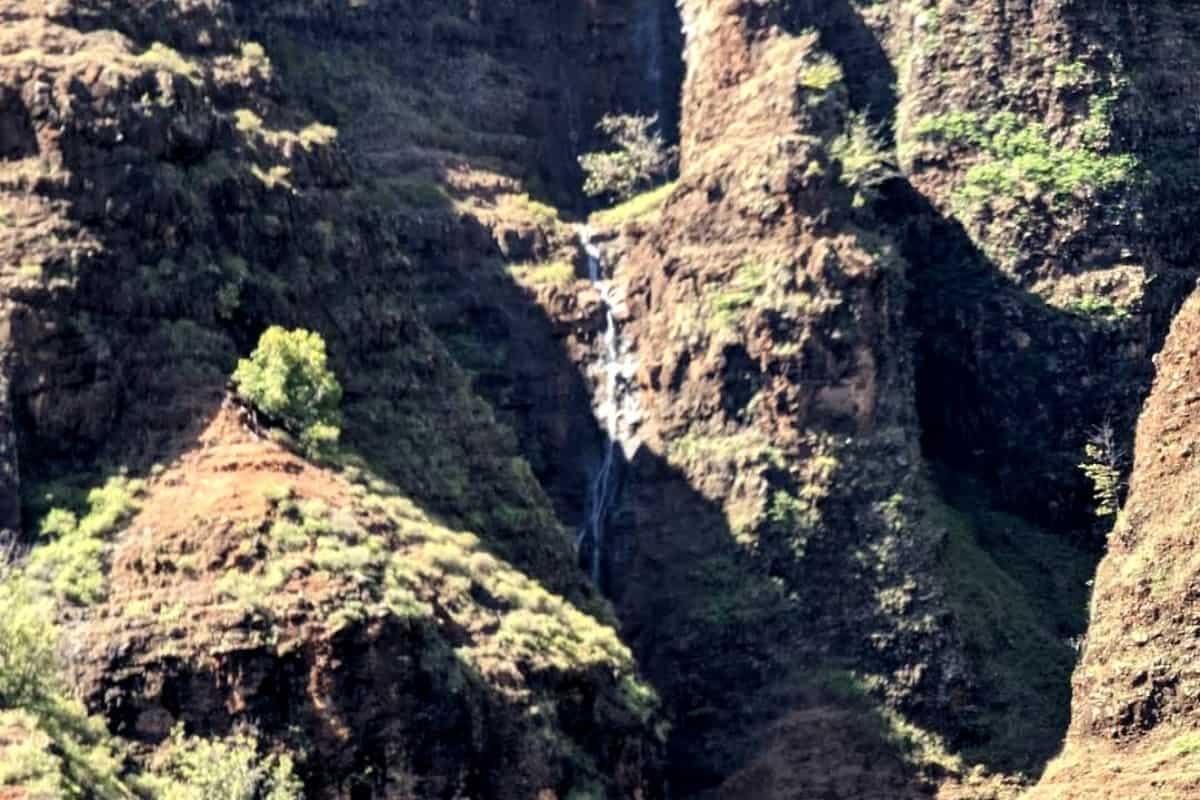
[878,0,1200,528]
[1029,287,1200,798]
[560,1,1089,796]
[8,0,1200,798]
[0,0,668,795]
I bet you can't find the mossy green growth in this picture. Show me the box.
[232,326,343,457]
[1068,293,1130,321]
[707,261,772,332]
[24,476,144,605]
[913,110,1139,209]
[589,181,676,227]
[386,178,450,208]
[1170,732,1200,758]
[508,261,577,287]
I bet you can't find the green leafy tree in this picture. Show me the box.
[232,327,342,456]
[579,114,677,201]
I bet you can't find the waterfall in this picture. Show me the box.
[577,225,638,590]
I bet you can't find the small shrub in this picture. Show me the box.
[579,114,677,201]
[232,327,343,457]
[831,113,898,207]
[136,43,202,85]
[0,579,61,708]
[299,123,338,149]
[234,109,263,133]
[389,178,449,208]
[240,42,268,64]
[1079,423,1124,517]
[142,725,302,800]
[1069,293,1129,320]
[798,57,843,92]
[1082,424,1124,517]
[25,477,144,605]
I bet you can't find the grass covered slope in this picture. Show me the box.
[63,399,659,798]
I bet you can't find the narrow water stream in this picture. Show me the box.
[576,225,637,591]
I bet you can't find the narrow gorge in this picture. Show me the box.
[4,2,1200,799]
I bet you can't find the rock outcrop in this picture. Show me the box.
[1029,286,1200,799]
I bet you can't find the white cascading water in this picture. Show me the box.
[576,225,638,588]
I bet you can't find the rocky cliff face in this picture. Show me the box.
[8,0,1200,798]
[0,0,672,795]
[1028,287,1200,799]
[881,0,1200,529]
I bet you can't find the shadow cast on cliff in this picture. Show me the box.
[3,10,682,799]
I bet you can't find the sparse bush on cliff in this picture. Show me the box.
[25,476,145,606]
[1079,423,1124,517]
[0,573,141,797]
[0,578,60,708]
[579,114,677,201]
[831,113,898,207]
[141,725,302,800]
[232,327,343,457]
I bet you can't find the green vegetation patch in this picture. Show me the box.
[508,260,577,288]
[24,475,144,606]
[589,181,677,227]
[579,114,676,201]
[217,478,657,723]
[0,573,305,798]
[233,326,343,457]
[798,55,844,93]
[136,42,204,85]
[140,725,302,800]
[912,109,1139,209]
[701,259,826,334]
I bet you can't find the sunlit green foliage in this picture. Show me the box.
[579,114,676,201]
[232,327,343,457]
[1079,426,1123,517]
[24,477,144,605]
[831,112,897,206]
[0,574,139,798]
[913,110,1138,209]
[141,726,302,800]
[589,181,677,227]
[798,56,844,93]
[0,579,60,708]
